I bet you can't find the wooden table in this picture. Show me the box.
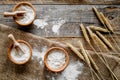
[0,0,120,38]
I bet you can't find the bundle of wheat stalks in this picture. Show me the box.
[66,7,119,80]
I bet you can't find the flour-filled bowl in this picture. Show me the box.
[8,40,32,65]
[44,47,69,72]
[13,2,36,26]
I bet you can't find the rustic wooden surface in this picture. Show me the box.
[0,1,120,80]
[0,1,120,52]
[0,24,120,80]
[0,0,120,4]
[0,5,120,37]
[0,1,120,55]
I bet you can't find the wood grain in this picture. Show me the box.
[0,5,120,37]
[0,0,120,4]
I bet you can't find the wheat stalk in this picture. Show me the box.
[86,27,118,80]
[92,7,120,51]
[79,24,105,79]
[87,29,118,80]
[87,27,109,52]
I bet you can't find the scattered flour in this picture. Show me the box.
[46,60,84,80]
[56,60,83,80]
[33,19,48,29]
[32,46,47,67]
[52,18,66,35]
[32,46,84,80]
[10,43,31,62]
[47,50,66,69]
[16,5,35,24]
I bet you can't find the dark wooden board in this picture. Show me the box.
[0,5,120,37]
[0,0,120,4]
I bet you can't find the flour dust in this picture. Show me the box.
[52,18,66,35]
[33,19,48,29]
[32,46,48,67]
[46,60,84,80]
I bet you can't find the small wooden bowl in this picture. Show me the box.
[8,40,32,65]
[44,47,69,72]
[13,2,36,26]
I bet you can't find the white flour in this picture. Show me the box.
[52,19,66,35]
[16,5,35,24]
[10,43,31,62]
[33,19,48,29]
[47,50,66,69]
[32,46,48,67]
[32,46,84,80]
[47,60,84,80]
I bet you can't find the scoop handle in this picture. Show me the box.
[4,12,16,17]
[4,11,26,17]
[8,34,19,46]
[8,34,26,54]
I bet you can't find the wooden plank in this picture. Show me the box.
[0,0,120,4]
[0,5,120,37]
[47,36,120,50]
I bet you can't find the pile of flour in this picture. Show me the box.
[10,43,31,62]
[47,50,66,69]
[16,5,35,24]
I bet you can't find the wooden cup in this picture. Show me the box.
[8,40,32,65]
[13,2,36,26]
[44,47,69,72]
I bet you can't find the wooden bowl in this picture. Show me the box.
[44,47,69,72]
[13,2,36,26]
[8,40,32,65]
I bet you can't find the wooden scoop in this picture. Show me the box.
[4,11,26,17]
[8,34,26,54]
[8,34,32,65]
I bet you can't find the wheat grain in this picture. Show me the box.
[78,41,90,65]
[96,31,116,51]
[92,7,105,25]
[87,27,109,52]
[89,25,109,33]
[66,43,84,61]
[100,13,114,32]
[80,24,91,44]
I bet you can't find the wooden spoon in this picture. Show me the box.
[8,34,26,54]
